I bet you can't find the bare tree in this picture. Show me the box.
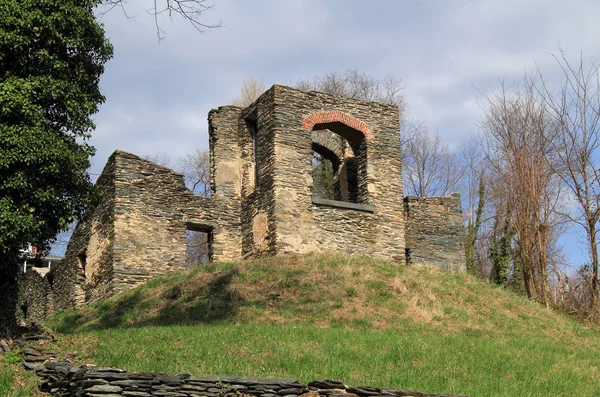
[179,149,210,195]
[232,77,267,107]
[296,69,405,112]
[536,49,600,309]
[101,0,222,41]
[479,78,564,305]
[403,124,464,197]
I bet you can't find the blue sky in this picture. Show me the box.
[71,0,600,267]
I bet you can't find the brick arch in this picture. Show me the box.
[302,111,374,141]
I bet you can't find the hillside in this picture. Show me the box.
[50,253,600,396]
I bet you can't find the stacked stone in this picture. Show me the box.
[239,88,278,258]
[264,85,406,261]
[9,328,467,397]
[23,267,55,324]
[403,194,466,272]
[34,362,468,397]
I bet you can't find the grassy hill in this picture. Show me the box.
[49,253,600,396]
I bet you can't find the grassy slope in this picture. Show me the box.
[52,254,600,396]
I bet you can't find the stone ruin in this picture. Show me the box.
[23,85,466,322]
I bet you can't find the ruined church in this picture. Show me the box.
[25,85,465,320]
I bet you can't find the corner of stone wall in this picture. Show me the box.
[404,193,466,272]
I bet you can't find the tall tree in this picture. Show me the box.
[479,80,563,304]
[0,0,112,329]
[536,50,600,309]
[296,69,405,110]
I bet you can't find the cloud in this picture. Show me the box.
[90,0,600,164]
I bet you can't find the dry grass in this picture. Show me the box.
[53,253,594,345]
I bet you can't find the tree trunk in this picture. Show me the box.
[0,251,19,331]
[589,223,599,309]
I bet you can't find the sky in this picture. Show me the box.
[58,0,600,266]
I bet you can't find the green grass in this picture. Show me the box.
[65,325,600,396]
[50,253,600,396]
[0,351,40,397]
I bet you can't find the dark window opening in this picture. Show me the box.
[405,248,412,265]
[186,225,213,266]
[77,252,87,278]
[311,133,362,205]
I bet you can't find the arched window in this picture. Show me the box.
[305,112,372,204]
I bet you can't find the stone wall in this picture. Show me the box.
[404,194,466,272]
[34,361,468,397]
[40,150,243,313]
[265,85,406,261]
[52,154,117,311]
[240,87,278,257]
[23,268,54,324]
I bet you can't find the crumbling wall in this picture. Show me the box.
[266,85,406,261]
[110,151,226,293]
[404,193,466,272]
[52,155,117,310]
[239,88,278,257]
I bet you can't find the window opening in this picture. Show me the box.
[311,151,336,200]
[77,252,87,279]
[186,225,213,266]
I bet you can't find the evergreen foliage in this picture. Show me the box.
[0,0,113,328]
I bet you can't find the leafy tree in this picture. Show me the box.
[0,0,113,329]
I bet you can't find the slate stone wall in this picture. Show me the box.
[265,85,406,261]
[34,361,468,397]
[404,194,466,272]
[240,87,278,257]
[207,106,244,260]
[33,150,242,315]
[23,268,54,324]
[51,154,117,310]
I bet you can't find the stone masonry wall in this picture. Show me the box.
[240,87,278,257]
[23,268,54,324]
[43,150,241,313]
[207,106,244,261]
[51,154,117,310]
[34,361,468,397]
[108,151,231,294]
[267,85,406,261]
[404,194,466,272]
